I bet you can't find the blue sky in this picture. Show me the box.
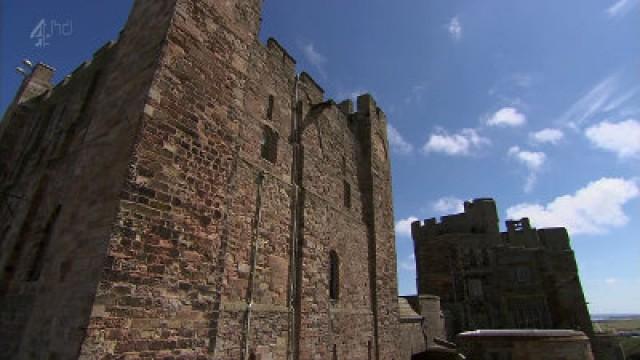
[2,1,639,314]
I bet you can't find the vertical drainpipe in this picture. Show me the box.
[288,74,301,360]
[244,171,265,360]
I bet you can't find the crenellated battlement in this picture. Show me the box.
[266,37,296,71]
[411,198,500,240]
[411,198,572,252]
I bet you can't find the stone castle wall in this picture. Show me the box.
[0,0,400,359]
[0,1,177,358]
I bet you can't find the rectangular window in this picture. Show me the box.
[261,126,278,163]
[516,266,530,283]
[343,180,351,209]
[330,251,339,301]
[468,278,483,299]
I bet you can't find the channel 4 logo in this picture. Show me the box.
[30,18,73,48]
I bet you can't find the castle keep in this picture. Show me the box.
[0,1,400,359]
[411,199,593,346]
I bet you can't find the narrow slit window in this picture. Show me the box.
[27,206,61,281]
[341,156,346,176]
[267,95,275,120]
[329,250,339,301]
[261,126,278,163]
[343,180,351,209]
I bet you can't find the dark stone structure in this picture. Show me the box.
[0,1,400,359]
[411,198,593,341]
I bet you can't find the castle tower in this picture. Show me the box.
[0,1,400,359]
[410,199,593,354]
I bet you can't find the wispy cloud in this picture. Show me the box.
[395,216,419,238]
[512,73,534,88]
[432,197,465,215]
[387,124,414,155]
[423,128,490,156]
[585,119,640,158]
[404,84,426,104]
[487,107,527,127]
[508,146,546,192]
[560,75,617,128]
[603,87,640,112]
[506,177,639,235]
[606,0,640,18]
[488,73,534,106]
[556,73,640,128]
[605,278,619,285]
[530,128,564,145]
[448,16,462,41]
[302,42,327,77]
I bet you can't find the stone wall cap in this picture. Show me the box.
[398,297,422,321]
[457,329,587,338]
[418,294,440,300]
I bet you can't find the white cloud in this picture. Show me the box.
[508,146,546,192]
[399,254,416,272]
[606,0,640,18]
[448,16,462,41]
[508,146,546,170]
[487,107,527,127]
[530,128,564,145]
[395,216,419,238]
[302,43,327,74]
[387,124,414,154]
[423,128,490,156]
[506,178,640,235]
[585,119,640,158]
[432,197,465,215]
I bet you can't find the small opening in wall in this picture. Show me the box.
[341,155,346,176]
[267,95,275,121]
[343,180,351,209]
[261,126,278,163]
[27,205,61,282]
[329,250,339,301]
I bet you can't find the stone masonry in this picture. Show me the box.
[411,199,593,347]
[0,1,400,359]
